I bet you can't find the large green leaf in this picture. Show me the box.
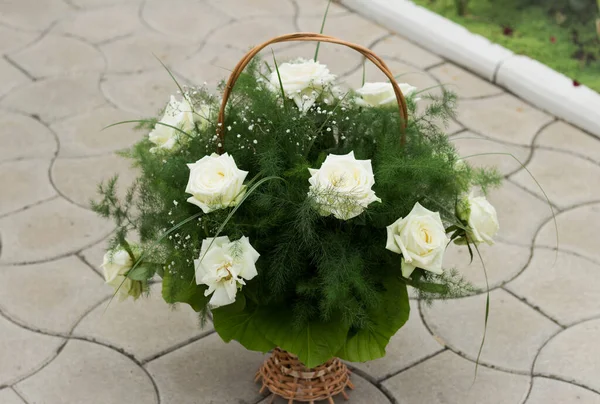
[212,298,275,353]
[337,277,410,362]
[256,306,350,368]
[161,271,209,312]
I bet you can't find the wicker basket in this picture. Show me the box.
[218,32,408,403]
[256,348,354,403]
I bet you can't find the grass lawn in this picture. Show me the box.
[412,0,600,92]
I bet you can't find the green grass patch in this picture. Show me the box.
[413,0,600,92]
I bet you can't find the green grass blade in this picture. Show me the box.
[192,176,285,280]
[414,83,457,95]
[361,62,366,86]
[314,0,333,61]
[472,241,490,382]
[394,71,431,80]
[272,50,287,103]
[153,54,192,111]
[459,151,559,265]
[103,119,194,140]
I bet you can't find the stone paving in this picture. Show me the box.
[1,0,599,403]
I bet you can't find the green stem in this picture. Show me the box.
[314,0,333,61]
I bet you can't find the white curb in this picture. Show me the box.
[340,0,600,136]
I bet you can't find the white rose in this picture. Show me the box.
[459,193,499,245]
[386,202,449,278]
[185,152,249,213]
[308,151,381,220]
[356,82,419,107]
[195,235,260,307]
[101,248,143,301]
[269,58,336,112]
[149,95,195,151]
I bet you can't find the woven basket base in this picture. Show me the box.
[255,348,355,403]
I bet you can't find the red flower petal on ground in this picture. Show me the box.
[550,36,556,43]
[573,80,581,87]
[503,26,514,36]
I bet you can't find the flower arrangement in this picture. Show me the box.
[93,34,502,372]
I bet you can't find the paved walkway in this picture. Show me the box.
[1,0,600,403]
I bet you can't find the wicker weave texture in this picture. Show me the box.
[256,348,355,403]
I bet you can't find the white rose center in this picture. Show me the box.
[196,165,231,190]
[214,262,233,282]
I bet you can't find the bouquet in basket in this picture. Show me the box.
[93,33,503,398]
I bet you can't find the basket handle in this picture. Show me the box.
[216,32,409,153]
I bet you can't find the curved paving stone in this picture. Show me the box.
[371,34,442,69]
[535,319,600,392]
[0,0,71,32]
[101,70,181,115]
[452,131,531,176]
[100,31,193,74]
[0,74,106,123]
[0,315,64,386]
[52,3,144,44]
[506,249,600,326]
[429,63,503,99]
[297,13,388,46]
[0,58,29,97]
[0,388,26,404]
[512,149,600,209]
[0,112,57,162]
[294,0,349,18]
[79,237,111,275]
[0,197,113,264]
[51,106,142,157]
[52,154,138,208]
[457,93,554,146]
[174,45,246,91]
[10,35,105,79]
[527,377,600,404]
[535,121,600,164]
[0,159,56,216]
[208,0,296,18]
[16,340,158,404]
[421,289,560,372]
[351,301,443,381]
[0,26,37,54]
[488,180,553,245]
[208,17,300,50]
[260,372,392,404]
[536,203,600,263]
[142,0,231,40]
[146,333,266,404]
[69,0,142,8]
[0,256,109,334]
[443,241,530,291]
[382,350,530,404]
[74,284,210,361]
